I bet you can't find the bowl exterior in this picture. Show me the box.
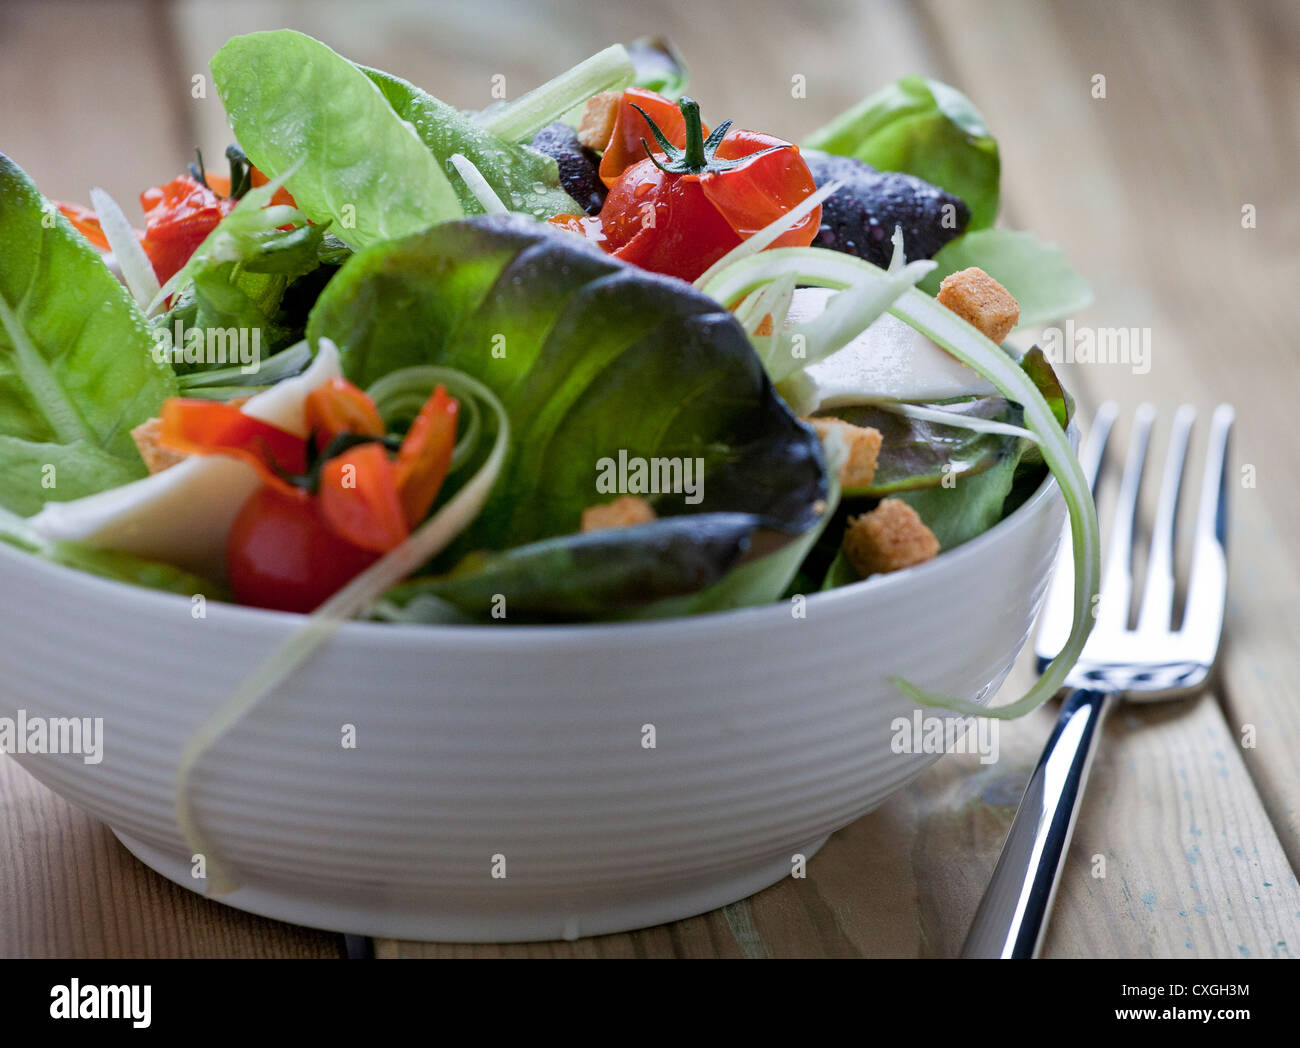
[0,477,1065,941]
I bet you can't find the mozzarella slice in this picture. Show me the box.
[27,340,343,579]
[791,288,996,406]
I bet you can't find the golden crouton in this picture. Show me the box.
[577,90,621,151]
[581,496,657,532]
[843,498,940,578]
[131,417,186,474]
[936,267,1020,344]
[806,418,883,490]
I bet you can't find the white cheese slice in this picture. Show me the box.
[792,288,996,406]
[27,339,342,579]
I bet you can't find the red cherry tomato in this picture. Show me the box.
[394,384,459,526]
[578,95,820,283]
[227,486,379,613]
[139,175,235,284]
[157,379,459,612]
[317,442,409,553]
[597,87,706,189]
[599,158,747,281]
[304,377,387,453]
[158,398,308,495]
[56,202,112,250]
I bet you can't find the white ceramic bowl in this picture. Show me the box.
[1,471,1065,941]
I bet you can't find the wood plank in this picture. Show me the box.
[170,0,946,177]
[0,755,343,958]
[916,0,1300,873]
[0,0,192,212]
[3,0,1290,958]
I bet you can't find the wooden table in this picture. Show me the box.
[2,0,1297,958]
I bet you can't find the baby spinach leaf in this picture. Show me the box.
[308,215,828,618]
[0,153,177,516]
[804,76,1000,230]
[918,229,1093,326]
[1019,344,1072,429]
[820,397,1019,497]
[211,30,464,250]
[361,66,583,220]
[899,449,1023,550]
[0,437,145,517]
[820,548,859,591]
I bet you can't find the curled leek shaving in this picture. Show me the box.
[701,245,1100,720]
[175,360,510,894]
[366,365,488,475]
[822,398,1039,444]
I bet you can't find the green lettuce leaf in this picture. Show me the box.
[919,229,1093,326]
[211,30,464,250]
[898,450,1023,550]
[803,76,1000,229]
[156,223,346,374]
[307,215,829,619]
[361,66,582,220]
[0,153,177,516]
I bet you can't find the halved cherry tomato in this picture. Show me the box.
[56,202,111,250]
[227,485,380,613]
[157,379,459,610]
[394,385,459,526]
[139,175,235,284]
[317,442,409,553]
[598,159,744,280]
[304,377,387,453]
[573,95,820,283]
[597,87,707,189]
[158,399,307,492]
[60,163,293,284]
[698,129,824,241]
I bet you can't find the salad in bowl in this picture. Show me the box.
[0,31,1100,936]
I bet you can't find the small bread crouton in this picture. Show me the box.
[131,417,186,474]
[806,418,883,490]
[843,498,939,578]
[577,90,621,151]
[581,495,656,532]
[936,267,1020,344]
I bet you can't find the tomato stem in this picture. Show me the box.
[633,99,789,177]
[679,96,707,170]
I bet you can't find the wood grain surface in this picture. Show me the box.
[0,0,1296,958]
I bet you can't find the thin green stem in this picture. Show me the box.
[679,97,707,170]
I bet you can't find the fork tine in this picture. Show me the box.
[1079,400,1118,496]
[1137,404,1196,632]
[1095,403,1156,629]
[1180,404,1234,650]
[1036,402,1119,660]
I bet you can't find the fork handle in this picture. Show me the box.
[959,687,1114,958]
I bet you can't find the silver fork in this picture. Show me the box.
[960,401,1234,958]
